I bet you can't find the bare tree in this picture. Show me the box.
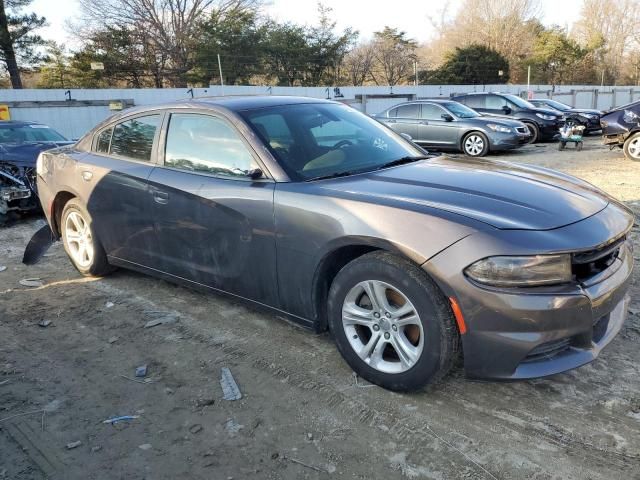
[342,43,374,85]
[369,27,417,86]
[77,0,263,86]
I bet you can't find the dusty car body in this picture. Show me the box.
[35,96,634,391]
[600,101,640,160]
[374,99,530,156]
[0,121,72,223]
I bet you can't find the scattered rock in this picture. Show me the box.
[143,312,179,328]
[271,452,279,460]
[306,432,313,441]
[196,397,215,407]
[66,441,82,450]
[189,424,203,434]
[164,387,175,395]
[38,319,52,328]
[20,278,44,288]
[91,446,102,453]
[108,336,118,344]
[105,301,115,308]
[138,443,153,450]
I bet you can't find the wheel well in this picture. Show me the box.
[312,245,379,332]
[52,191,75,237]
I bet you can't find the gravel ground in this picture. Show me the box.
[1,135,639,480]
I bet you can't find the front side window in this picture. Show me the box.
[486,95,507,109]
[110,114,160,161]
[164,113,257,178]
[95,127,113,153]
[420,104,447,121]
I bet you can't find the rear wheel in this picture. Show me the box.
[61,199,113,276]
[327,251,459,391]
[623,132,640,161]
[462,132,489,157]
[523,122,539,143]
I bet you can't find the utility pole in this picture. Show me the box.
[601,70,605,87]
[413,61,418,87]
[527,65,531,99]
[217,54,225,96]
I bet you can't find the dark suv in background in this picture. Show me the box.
[452,92,562,143]
[529,98,602,133]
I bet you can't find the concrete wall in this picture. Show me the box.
[1,85,638,139]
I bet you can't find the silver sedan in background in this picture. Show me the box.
[375,99,531,156]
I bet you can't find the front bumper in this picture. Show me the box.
[424,202,634,380]
[539,121,562,140]
[490,131,531,150]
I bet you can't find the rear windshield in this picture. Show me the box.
[0,124,67,143]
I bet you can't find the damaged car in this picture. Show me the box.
[600,101,640,161]
[33,97,634,392]
[0,120,73,224]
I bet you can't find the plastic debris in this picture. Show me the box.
[0,266,6,272]
[105,301,114,308]
[102,415,140,425]
[66,441,82,450]
[135,365,148,377]
[19,278,44,288]
[38,319,52,328]
[220,367,242,401]
[138,443,152,450]
[144,314,179,328]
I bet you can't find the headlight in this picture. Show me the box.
[535,113,556,120]
[486,123,512,133]
[465,254,572,287]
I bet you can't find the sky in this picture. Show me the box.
[31,0,585,47]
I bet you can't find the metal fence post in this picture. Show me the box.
[592,89,598,109]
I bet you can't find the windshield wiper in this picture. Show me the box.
[305,170,354,182]
[376,156,429,170]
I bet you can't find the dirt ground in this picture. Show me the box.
[1,135,639,480]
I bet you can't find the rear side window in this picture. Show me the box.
[486,95,507,109]
[110,115,160,161]
[395,104,419,118]
[463,95,486,109]
[95,127,112,153]
[164,113,257,179]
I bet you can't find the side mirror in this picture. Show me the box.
[441,113,454,122]
[246,168,263,179]
[399,132,413,141]
[502,105,512,114]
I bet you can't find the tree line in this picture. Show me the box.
[1,0,640,89]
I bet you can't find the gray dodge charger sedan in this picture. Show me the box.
[35,96,633,391]
[375,99,531,156]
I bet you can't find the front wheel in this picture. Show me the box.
[327,251,459,391]
[623,132,640,161]
[462,132,489,157]
[523,122,539,143]
[61,199,113,276]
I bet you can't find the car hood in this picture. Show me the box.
[319,156,609,230]
[568,108,601,115]
[0,141,75,167]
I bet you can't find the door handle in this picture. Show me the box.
[419,121,429,125]
[153,190,169,205]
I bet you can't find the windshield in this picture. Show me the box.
[503,94,536,109]
[443,102,479,118]
[0,124,67,144]
[541,99,570,111]
[240,103,425,181]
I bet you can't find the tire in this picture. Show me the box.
[623,132,640,161]
[327,251,459,392]
[558,141,565,151]
[523,122,539,143]
[61,199,113,276]
[462,132,489,157]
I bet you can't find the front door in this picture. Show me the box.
[415,103,459,146]
[148,112,278,307]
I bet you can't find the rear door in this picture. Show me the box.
[84,113,163,265]
[147,111,278,306]
[460,95,487,114]
[414,103,459,146]
[384,104,419,139]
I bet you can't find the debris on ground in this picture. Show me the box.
[138,443,153,450]
[144,313,179,328]
[90,446,102,453]
[0,380,9,386]
[0,266,6,272]
[220,367,242,401]
[105,301,114,308]
[66,441,82,450]
[37,319,52,328]
[306,432,313,441]
[19,278,43,288]
[224,418,244,434]
[135,364,148,377]
[189,424,203,434]
[108,336,118,344]
[102,415,140,425]
[196,396,214,407]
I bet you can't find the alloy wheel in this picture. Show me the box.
[628,137,640,159]
[464,135,484,156]
[64,211,94,268]
[341,280,424,374]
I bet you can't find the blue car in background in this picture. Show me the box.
[0,121,73,223]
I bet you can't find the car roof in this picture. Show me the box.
[0,120,49,128]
